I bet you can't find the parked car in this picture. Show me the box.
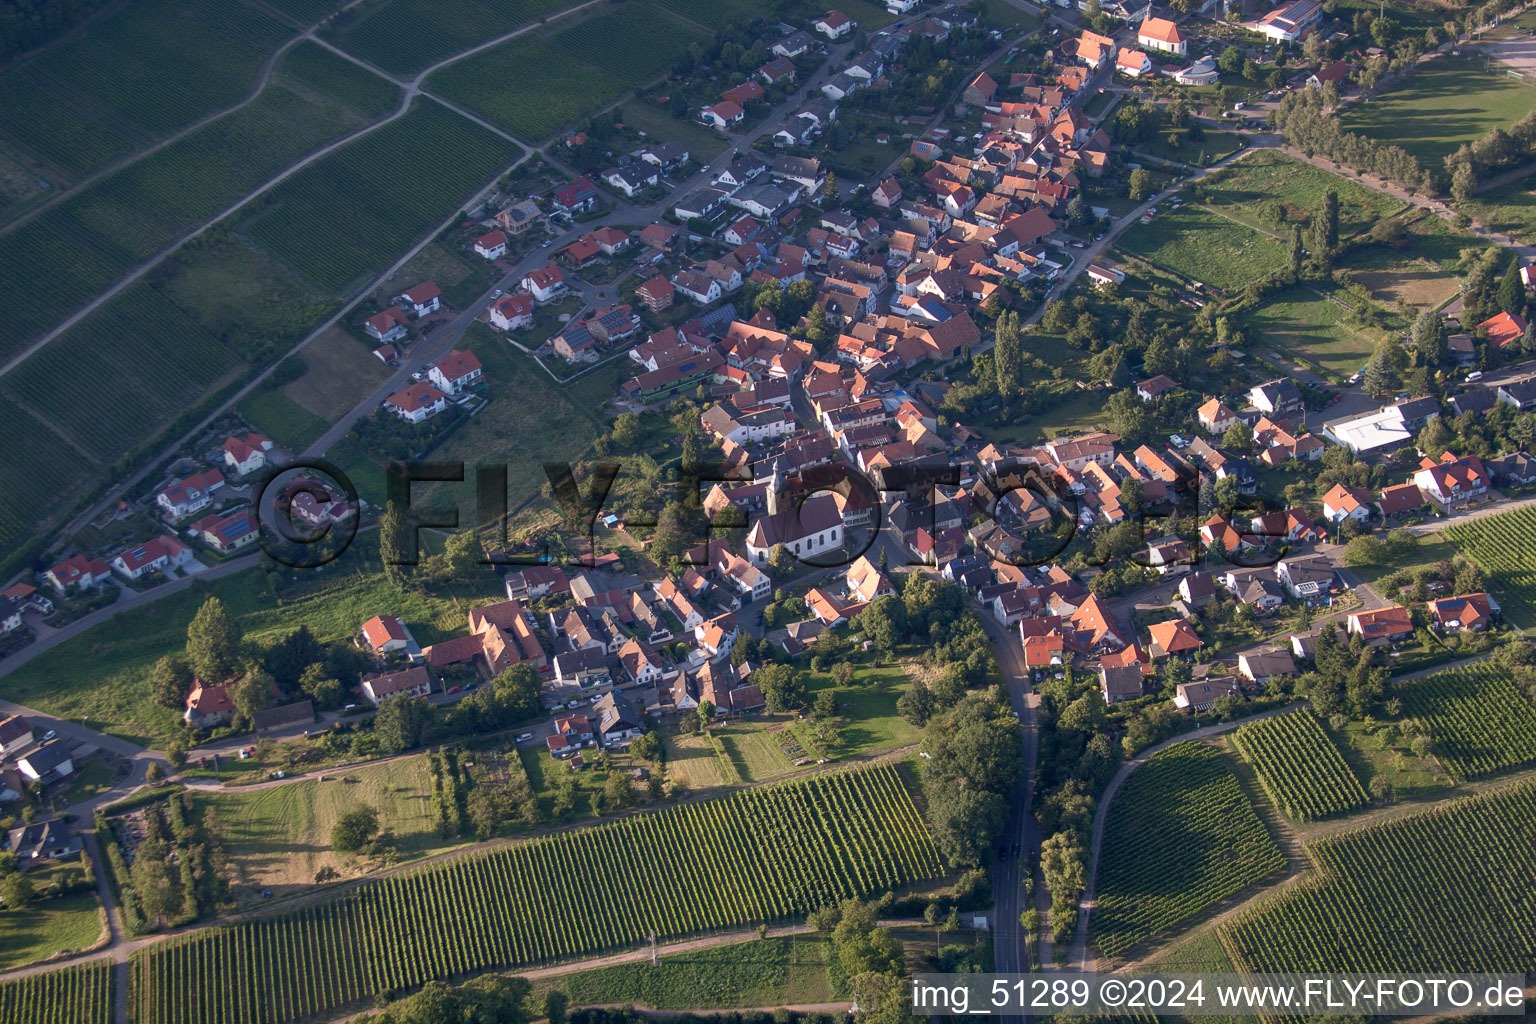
[516,732,534,743]
[41,729,56,741]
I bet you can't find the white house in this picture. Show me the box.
[1321,484,1371,524]
[157,469,225,518]
[1197,398,1239,435]
[427,349,483,396]
[385,384,448,424]
[223,433,274,476]
[361,666,432,705]
[16,741,73,784]
[702,100,746,131]
[397,281,442,318]
[473,230,508,260]
[111,535,195,581]
[1413,453,1491,507]
[814,10,855,38]
[522,265,566,303]
[489,293,534,331]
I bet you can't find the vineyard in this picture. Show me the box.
[1395,662,1536,782]
[0,961,112,1024]
[0,0,291,179]
[426,35,630,142]
[1091,743,1285,959]
[1445,506,1536,629]
[324,0,571,76]
[277,42,402,120]
[241,98,520,293]
[0,75,377,354]
[126,763,942,1024]
[1223,779,1536,974]
[0,400,98,556]
[1231,709,1370,822]
[546,3,711,81]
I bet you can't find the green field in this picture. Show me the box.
[1243,283,1391,381]
[236,390,331,452]
[1092,743,1285,959]
[1136,129,1244,168]
[1223,780,1536,974]
[0,62,389,353]
[197,756,446,893]
[0,960,112,1024]
[0,0,292,179]
[428,35,628,142]
[1444,505,1536,628]
[1198,150,1406,240]
[1115,204,1288,292]
[1231,709,1370,822]
[0,890,106,972]
[1340,54,1536,170]
[323,0,570,77]
[128,763,941,1024]
[533,935,846,1009]
[0,536,482,747]
[1394,662,1536,782]
[241,99,520,294]
[620,101,729,162]
[422,326,599,514]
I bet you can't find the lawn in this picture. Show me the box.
[983,387,1113,447]
[1136,128,1244,167]
[0,536,489,747]
[805,663,922,758]
[529,935,845,1010]
[237,389,330,452]
[620,101,730,163]
[0,889,105,971]
[1458,169,1536,245]
[280,327,393,427]
[662,729,731,791]
[1114,203,1289,292]
[421,324,599,517]
[1243,283,1392,381]
[1340,53,1536,170]
[195,754,447,895]
[1197,150,1406,240]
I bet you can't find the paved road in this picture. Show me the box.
[986,610,1045,1002]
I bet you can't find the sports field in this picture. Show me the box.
[1339,54,1536,169]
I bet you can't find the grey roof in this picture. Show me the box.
[1448,387,1497,418]
[19,740,70,774]
[251,700,314,733]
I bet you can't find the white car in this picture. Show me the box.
[42,729,56,741]
[1465,370,1484,381]
[516,732,534,743]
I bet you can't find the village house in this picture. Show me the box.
[361,614,419,656]
[157,469,225,518]
[1174,678,1240,712]
[489,293,534,331]
[522,265,567,303]
[1413,452,1490,507]
[17,740,73,784]
[361,665,432,705]
[184,679,235,729]
[427,349,483,396]
[1426,592,1500,632]
[111,535,194,581]
[385,383,448,423]
[1347,605,1414,644]
[473,230,508,260]
[7,818,81,867]
[814,10,854,38]
[366,306,410,343]
[190,510,259,554]
[223,433,275,476]
[45,554,111,594]
[397,282,441,318]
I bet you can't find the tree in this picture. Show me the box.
[148,654,193,710]
[1451,160,1478,203]
[331,805,380,853]
[230,669,273,722]
[832,661,855,686]
[696,701,715,729]
[630,731,663,762]
[992,311,1022,398]
[1217,45,1244,74]
[186,596,242,682]
[1128,167,1151,202]
[1222,421,1254,453]
[603,770,635,810]
[1320,188,1340,253]
[1498,254,1526,316]
[1289,224,1304,276]
[822,171,837,203]
[1412,309,1445,367]
[814,689,839,719]
[544,991,569,1024]
[379,500,409,591]
[897,685,937,726]
[0,872,34,910]
[373,695,434,755]
[1104,389,1148,441]
[129,833,178,924]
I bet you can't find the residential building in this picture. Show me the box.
[428,349,483,395]
[473,230,508,260]
[1412,452,1490,506]
[157,469,225,518]
[189,510,259,554]
[17,741,73,784]
[1427,592,1500,632]
[361,666,432,705]
[1347,605,1413,644]
[397,281,441,318]
[223,433,274,476]
[489,293,534,331]
[814,10,855,38]
[111,535,194,581]
[184,680,235,728]
[385,383,448,423]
